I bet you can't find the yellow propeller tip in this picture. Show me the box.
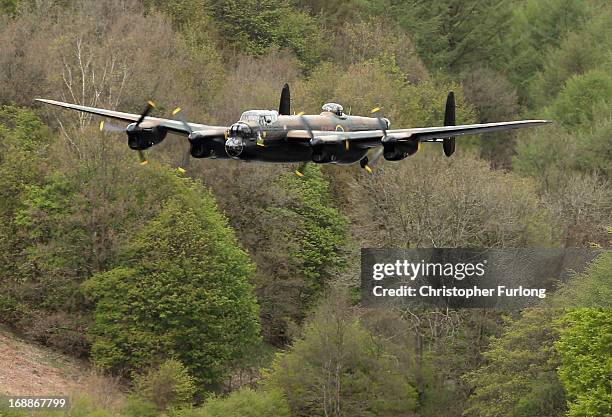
[147,100,156,108]
[140,160,149,166]
[99,121,104,131]
[295,170,304,177]
[296,111,305,116]
[172,107,181,115]
[177,167,186,174]
[371,107,381,113]
[364,165,373,174]
[345,140,349,150]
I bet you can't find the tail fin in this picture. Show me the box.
[279,83,290,115]
[443,91,456,157]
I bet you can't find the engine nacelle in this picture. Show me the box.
[382,136,419,161]
[311,146,338,163]
[188,131,227,158]
[310,137,339,163]
[126,123,167,150]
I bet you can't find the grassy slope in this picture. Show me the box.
[0,326,124,411]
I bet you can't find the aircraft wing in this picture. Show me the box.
[35,98,227,135]
[389,120,551,142]
[288,120,550,148]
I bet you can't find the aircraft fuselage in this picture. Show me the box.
[206,112,386,164]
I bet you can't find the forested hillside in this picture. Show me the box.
[0,1,610,416]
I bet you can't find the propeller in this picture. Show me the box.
[99,120,124,133]
[359,107,387,173]
[137,100,156,125]
[99,100,157,165]
[171,107,193,171]
[295,112,314,177]
[443,91,456,157]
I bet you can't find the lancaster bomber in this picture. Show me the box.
[36,84,550,175]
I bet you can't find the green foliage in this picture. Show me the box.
[353,152,557,248]
[83,177,260,390]
[272,165,348,298]
[0,106,51,326]
[392,0,514,71]
[186,388,291,417]
[296,0,376,24]
[462,67,519,168]
[208,0,321,65]
[549,70,612,129]
[498,0,592,101]
[513,124,577,186]
[0,0,19,16]
[14,176,90,311]
[0,389,289,417]
[135,359,196,411]
[266,289,418,417]
[575,116,612,179]
[324,17,428,81]
[8,137,261,353]
[295,60,474,128]
[464,308,567,417]
[556,308,612,417]
[553,252,612,308]
[0,1,609,415]
[235,164,350,344]
[515,110,612,183]
[530,10,612,106]
[0,105,50,213]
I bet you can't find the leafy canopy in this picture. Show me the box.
[83,174,261,391]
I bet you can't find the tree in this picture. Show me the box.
[553,252,612,309]
[513,120,610,247]
[326,18,428,83]
[351,152,556,248]
[391,0,514,72]
[83,177,261,391]
[549,70,612,130]
[556,308,612,417]
[135,359,196,411]
[496,0,592,103]
[530,10,612,107]
[464,308,567,417]
[255,164,349,344]
[466,253,612,416]
[0,0,19,16]
[0,106,51,325]
[11,137,217,355]
[193,388,291,417]
[462,67,520,169]
[207,0,321,66]
[266,288,418,417]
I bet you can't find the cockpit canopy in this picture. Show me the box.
[321,103,343,116]
[239,110,279,125]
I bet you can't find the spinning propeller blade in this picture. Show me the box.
[294,114,315,177]
[138,150,148,165]
[172,107,193,170]
[136,100,156,126]
[359,106,388,173]
[99,120,126,133]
